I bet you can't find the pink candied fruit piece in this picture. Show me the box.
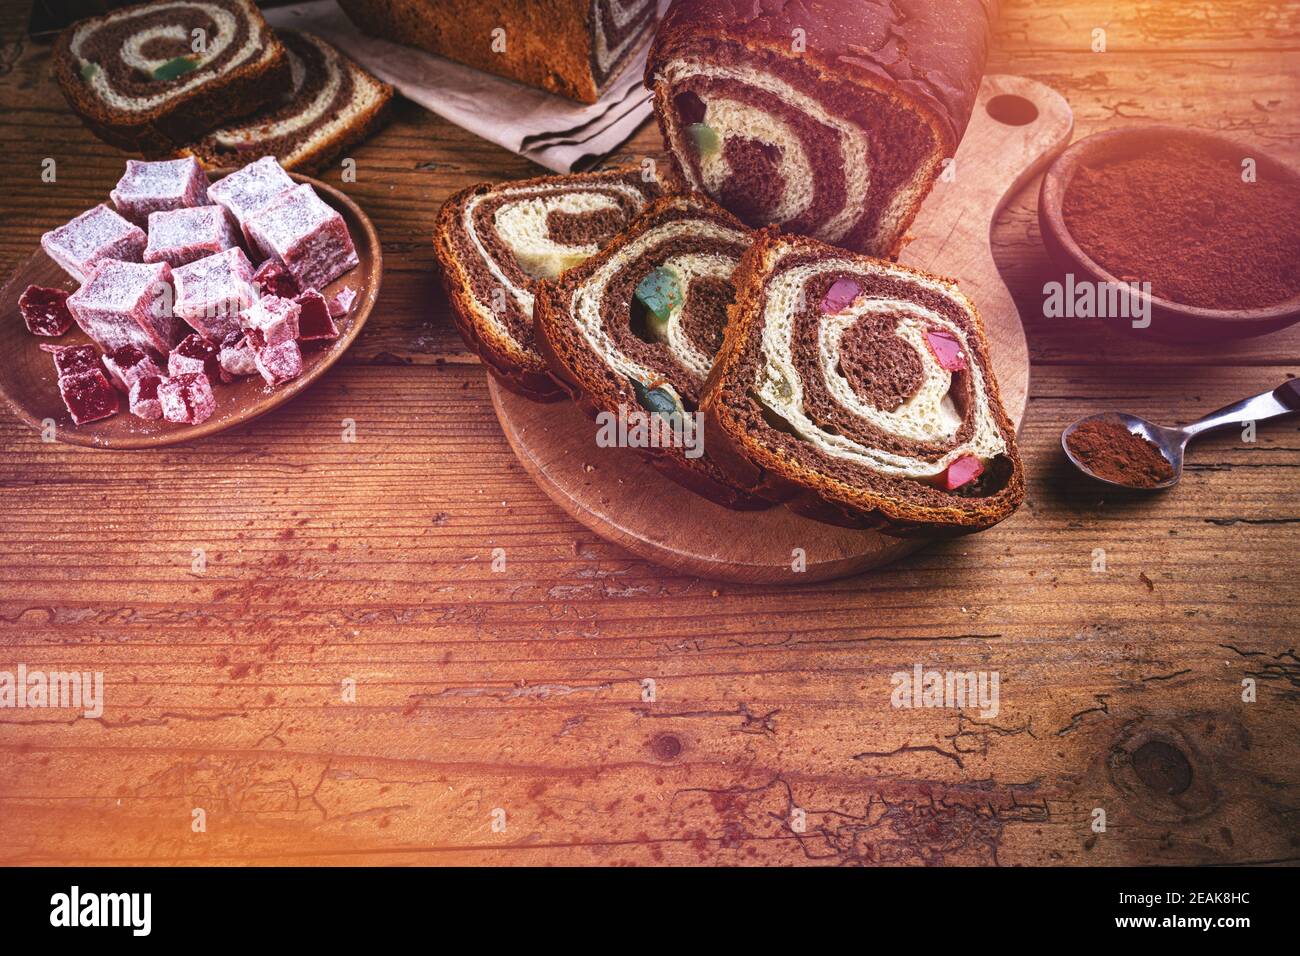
[103,344,162,391]
[144,205,239,268]
[821,278,862,314]
[110,158,210,227]
[42,343,102,378]
[245,183,358,291]
[925,329,968,372]
[58,368,119,424]
[330,286,357,318]
[252,258,299,299]
[65,258,181,354]
[295,289,339,341]
[40,204,146,284]
[128,374,164,421]
[158,372,216,424]
[207,157,296,256]
[168,333,221,379]
[171,247,257,342]
[19,285,73,336]
[218,332,259,382]
[944,455,985,491]
[240,294,301,348]
[252,338,303,386]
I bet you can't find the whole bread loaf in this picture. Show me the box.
[338,0,659,103]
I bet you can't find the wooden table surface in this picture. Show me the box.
[0,2,1297,866]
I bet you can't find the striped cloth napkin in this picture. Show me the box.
[264,1,659,172]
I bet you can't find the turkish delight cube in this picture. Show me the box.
[172,247,257,342]
[144,205,239,268]
[58,367,119,424]
[128,374,164,420]
[217,332,258,381]
[41,205,146,283]
[240,294,300,348]
[66,259,181,354]
[102,344,162,391]
[251,338,303,386]
[158,372,216,424]
[110,158,210,227]
[295,289,340,341]
[207,157,295,255]
[252,258,298,299]
[245,184,358,291]
[168,333,221,379]
[331,286,357,318]
[42,343,102,378]
[19,285,73,336]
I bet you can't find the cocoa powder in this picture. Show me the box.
[1063,142,1300,310]
[1066,416,1175,488]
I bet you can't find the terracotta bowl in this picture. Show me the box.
[1038,125,1300,341]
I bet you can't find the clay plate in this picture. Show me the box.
[1039,125,1300,341]
[0,172,381,448]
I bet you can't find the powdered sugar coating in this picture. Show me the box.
[208,157,295,255]
[111,158,210,226]
[218,333,258,381]
[41,205,146,283]
[103,345,162,391]
[168,333,221,379]
[172,247,257,341]
[58,368,119,424]
[159,372,216,424]
[43,343,101,378]
[144,206,240,267]
[251,338,303,385]
[241,294,300,347]
[245,183,358,291]
[66,258,181,354]
[128,374,164,420]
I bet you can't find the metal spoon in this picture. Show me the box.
[1062,380,1300,490]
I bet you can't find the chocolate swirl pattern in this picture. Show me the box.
[184,31,393,173]
[704,232,1025,533]
[434,168,661,402]
[590,0,658,89]
[54,0,287,154]
[647,0,997,258]
[534,194,766,508]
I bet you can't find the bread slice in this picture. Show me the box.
[534,194,771,509]
[181,31,393,174]
[646,0,996,257]
[434,166,661,402]
[53,0,289,157]
[702,230,1025,534]
[337,0,659,104]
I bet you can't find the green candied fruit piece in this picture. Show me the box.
[630,378,680,418]
[79,62,99,82]
[634,266,683,340]
[152,56,199,81]
[687,122,721,157]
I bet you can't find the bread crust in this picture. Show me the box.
[53,0,290,157]
[645,0,998,258]
[533,194,776,510]
[701,229,1025,536]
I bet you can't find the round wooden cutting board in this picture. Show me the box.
[493,76,1074,583]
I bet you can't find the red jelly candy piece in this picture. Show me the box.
[252,258,299,299]
[295,290,339,341]
[944,455,985,491]
[252,339,303,386]
[168,333,221,379]
[925,329,968,371]
[330,286,357,318]
[129,374,164,420]
[103,344,162,391]
[58,368,119,424]
[217,332,258,381]
[158,372,216,425]
[821,278,861,314]
[42,343,102,378]
[19,285,73,336]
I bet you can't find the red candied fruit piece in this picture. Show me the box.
[944,455,985,491]
[168,333,221,379]
[295,290,339,341]
[19,285,73,336]
[252,258,298,299]
[58,368,119,424]
[41,343,101,378]
[821,278,861,314]
[925,329,968,372]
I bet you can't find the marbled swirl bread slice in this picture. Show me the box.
[182,31,393,173]
[434,166,661,402]
[703,231,1025,534]
[534,194,770,509]
[54,0,289,156]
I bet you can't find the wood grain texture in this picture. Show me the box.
[0,1,1297,866]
